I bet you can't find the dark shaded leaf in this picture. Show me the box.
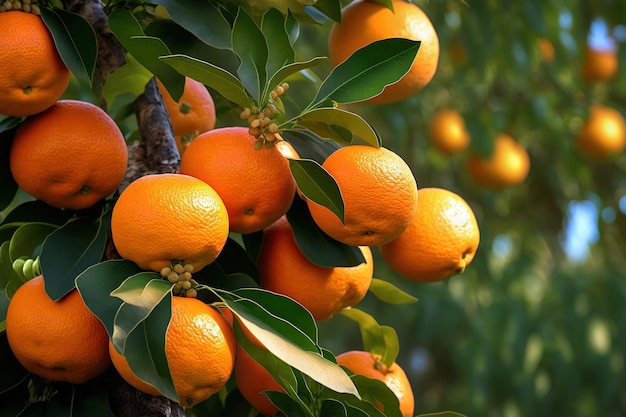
[232,8,268,101]
[0,128,17,212]
[288,159,344,223]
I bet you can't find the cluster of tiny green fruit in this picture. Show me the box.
[240,83,289,149]
[160,262,198,298]
[0,0,40,14]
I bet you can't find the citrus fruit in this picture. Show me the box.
[380,187,480,282]
[235,345,284,416]
[576,105,626,159]
[5,275,111,384]
[336,350,414,417]
[179,126,296,235]
[538,38,554,62]
[306,145,418,246]
[109,296,236,408]
[0,11,71,117]
[9,99,128,210]
[582,45,618,82]
[467,134,530,189]
[156,77,216,154]
[110,173,229,273]
[257,216,373,321]
[328,0,439,104]
[428,109,470,155]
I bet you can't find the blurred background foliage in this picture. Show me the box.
[309,1,626,416]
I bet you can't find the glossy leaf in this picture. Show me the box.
[108,9,184,100]
[152,0,231,49]
[308,0,342,23]
[333,375,400,417]
[339,308,399,368]
[232,8,268,101]
[298,107,381,148]
[40,217,109,300]
[310,38,420,106]
[0,128,17,211]
[0,116,22,134]
[103,55,153,107]
[160,54,251,109]
[266,58,326,102]
[8,222,58,261]
[40,7,97,87]
[281,129,342,164]
[264,391,308,417]
[286,197,365,268]
[320,399,348,417]
[262,8,295,81]
[368,278,418,304]
[285,10,300,45]
[288,158,344,222]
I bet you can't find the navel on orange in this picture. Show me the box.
[110,173,229,273]
[9,100,128,210]
[380,187,480,282]
[6,275,111,384]
[306,145,418,246]
[0,11,71,117]
[328,0,439,104]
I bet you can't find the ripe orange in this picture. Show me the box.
[257,216,373,321]
[380,187,480,282]
[576,105,626,159]
[306,145,418,246]
[9,99,128,210]
[156,77,216,154]
[235,345,284,416]
[179,126,296,235]
[5,275,111,384]
[328,0,439,104]
[467,134,530,189]
[110,173,229,273]
[0,11,71,117]
[428,109,471,155]
[336,350,414,417]
[109,296,236,408]
[538,38,555,62]
[582,45,618,82]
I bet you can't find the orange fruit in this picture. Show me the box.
[467,134,530,189]
[257,216,373,321]
[380,187,480,282]
[179,126,296,235]
[582,45,618,82]
[576,105,626,159]
[336,350,414,417]
[328,0,439,104]
[156,77,216,155]
[110,173,229,273]
[5,275,111,384]
[306,145,418,246]
[235,345,284,416]
[109,296,236,408]
[0,11,71,117]
[538,38,555,62]
[428,109,470,155]
[9,99,128,210]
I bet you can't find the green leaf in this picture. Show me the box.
[310,38,420,106]
[288,158,345,223]
[281,129,341,164]
[0,128,17,212]
[364,0,394,10]
[261,8,295,84]
[417,413,468,417]
[309,0,342,23]
[266,58,326,101]
[0,201,74,227]
[0,116,23,134]
[336,375,400,417]
[264,391,309,417]
[151,0,231,49]
[40,7,97,87]
[0,333,28,394]
[70,381,116,417]
[103,55,153,107]
[285,10,300,45]
[232,8,268,102]
[8,223,58,261]
[320,399,348,417]
[159,54,251,109]
[368,278,418,304]
[75,259,144,338]
[286,197,365,268]
[110,274,171,352]
[108,9,185,99]
[298,107,381,147]
[40,217,109,300]
[339,308,399,368]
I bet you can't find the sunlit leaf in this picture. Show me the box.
[160,54,251,109]
[339,308,399,367]
[232,8,268,102]
[298,107,381,147]
[368,278,418,304]
[310,38,420,106]
[288,159,344,223]
[40,7,97,87]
